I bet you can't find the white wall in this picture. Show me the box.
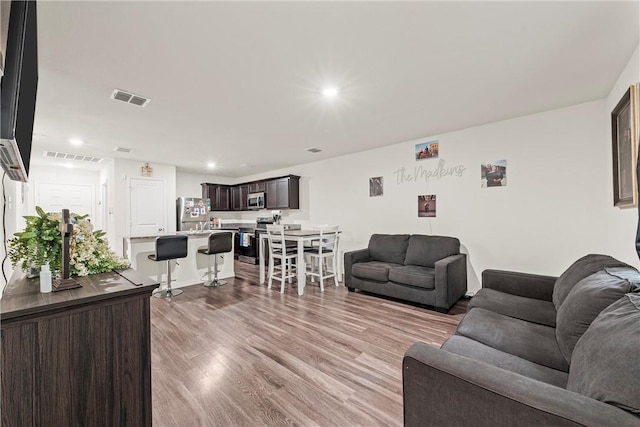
[217,99,635,293]
[0,176,27,292]
[604,43,639,265]
[176,172,234,198]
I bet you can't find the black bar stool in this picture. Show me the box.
[148,235,188,298]
[198,232,233,287]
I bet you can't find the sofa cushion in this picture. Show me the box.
[552,254,631,310]
[456,308,568,372]
[556,267,640,363]
[352,261,401,282]
[388,265,435,289]
[468,288,556,327]
[404,235,460,268]
[442,335,568,388]
[368,234,410,264]
[567,293,640,415]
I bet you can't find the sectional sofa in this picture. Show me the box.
[403,254,640,426]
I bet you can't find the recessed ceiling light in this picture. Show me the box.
[69,138,84,146]
[61,163,74,169]
[207,162,216,169]
[322,86,339,97]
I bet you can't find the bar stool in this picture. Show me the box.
[148,235,188,298]
[305,225,340,291]
[266,224,298,293]
[198,232,233,287]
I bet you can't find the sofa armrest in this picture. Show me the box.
[434,254,467,311]
[343,248,371,288]
[482,269,557,301]
[403,342,639,427]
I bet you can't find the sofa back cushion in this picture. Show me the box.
[368,234,410,265]
[552,254,631,310]
[567,293,640,415]
[404,235,460,268]
[555,267,640,363]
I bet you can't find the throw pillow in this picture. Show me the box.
[567,293,640,415]
[552,254,631,310]
[368,234,410,265]
[555,267,640,362]
[403,235,460,267]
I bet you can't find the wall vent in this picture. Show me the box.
[110,89,150,107]
[44,151,103,163]
[114,146,134,153]
[306,148,322,153]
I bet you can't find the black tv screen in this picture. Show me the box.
[0,0,38,182]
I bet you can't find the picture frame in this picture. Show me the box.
[415,141,439,160]
[369,176,383,197]
[611,84,639,208]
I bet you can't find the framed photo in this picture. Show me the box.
[481,160,507,188]
[611,84,639,208]
[418,195,436,217]
[369,177,383,197]
[415,141,439,160]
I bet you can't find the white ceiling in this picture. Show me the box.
[31,1,639,178]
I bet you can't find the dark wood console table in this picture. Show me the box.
[1,269,159,427]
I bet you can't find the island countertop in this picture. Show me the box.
[1,268,159,323]
[125,228,239,240]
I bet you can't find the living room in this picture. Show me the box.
[1,1,639,426]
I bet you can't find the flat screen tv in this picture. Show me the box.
[0,0,38,182]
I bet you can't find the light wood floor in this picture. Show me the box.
[150,261,467,427]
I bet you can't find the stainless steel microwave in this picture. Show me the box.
[248,192,265,210]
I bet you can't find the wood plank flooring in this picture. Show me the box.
[150,262,467,427]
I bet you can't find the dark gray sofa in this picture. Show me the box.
[403,254,640,427]
[343,234,467,313]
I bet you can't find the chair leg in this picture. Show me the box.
[153,260,183,298]
[319,256,325,292]
[203,253,215,287]
[332,255,339,286]
[213,255,227,287]
[280,257,286,293]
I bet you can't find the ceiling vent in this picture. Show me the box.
[44,151,103,163]
[306,148,322,153]
[114,146,134,153]
[110,89,150,107]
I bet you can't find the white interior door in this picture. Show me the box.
[37,183,95,220]
[130,178,166,237]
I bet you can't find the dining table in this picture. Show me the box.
[258,229,341,295]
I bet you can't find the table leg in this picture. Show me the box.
[259,234,265,284]
[297,238,305,295]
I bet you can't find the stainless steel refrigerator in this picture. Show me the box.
[176,197,211,231]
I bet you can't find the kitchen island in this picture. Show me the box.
[123,229,237,290]
[1,268,158,426]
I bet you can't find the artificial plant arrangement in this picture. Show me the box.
[8,206,128,276]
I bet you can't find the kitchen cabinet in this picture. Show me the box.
[202,183,230,211]
[231,185,249,211]
[249,181,266,193]
[266,175,300,209]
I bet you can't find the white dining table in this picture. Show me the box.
[258,229,341,295]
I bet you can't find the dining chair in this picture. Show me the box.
[266,224,298,293]
[305,225,339,291]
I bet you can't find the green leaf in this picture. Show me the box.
[18,231,37,240]
[35,206,46,218]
